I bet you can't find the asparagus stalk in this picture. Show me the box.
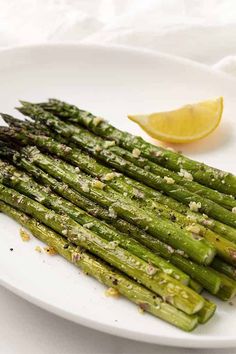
[7,154,220,294]
[0,161,189,284]
[39,98,236,196]
[2,123,236,245]
[0,183,206,314]
[0,201,199,331]
[16,103,236,228]
[1,129,234,266]
[212,258,236,281]
[189,279,203,294]
[17,145,217,265]
[197,299,216,324]
[209,268,236,301]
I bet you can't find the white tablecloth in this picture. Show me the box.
[1,1,236,353]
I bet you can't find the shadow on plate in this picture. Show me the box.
[153,121,233,156]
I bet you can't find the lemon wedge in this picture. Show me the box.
[128,97,223,143]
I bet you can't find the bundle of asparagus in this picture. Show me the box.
[0,99,236,332]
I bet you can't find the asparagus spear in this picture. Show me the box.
[2,123,236,245]
[17,145,217,265]
[197,299,216,324]
[188,279,202,294]
[0,161,189,284]
[6,154,220,294]
[0,201,199,331]
[16,103,236,228]
[0,129,234,266]
[212,258,236,281]
[39,99,236,196]
[209,268,236,301]
[0,183,206,314]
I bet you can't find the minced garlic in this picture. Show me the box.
[93,116,104,126]
[104,140,116,148]
[105,287,119,297]
[163,176,175,184]
[186,224,201,234]
[155,151,163,157]
[178,168,193,181]
[35,246,42,253]
[132,148,141,158]
[189,201,201,212]
[44,246,57,255]
[19,228,30,242]
[102,172,120,181]
[92,180,105,189]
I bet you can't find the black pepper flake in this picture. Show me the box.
[63,244,69,249]
[229,301,234,306]
[10,248,13,251]
[170,214,176,222]
[139,302,149,311]
[112,279,118,286]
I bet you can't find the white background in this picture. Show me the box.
[1,0,236,353]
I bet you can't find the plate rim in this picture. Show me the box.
[0,42,236,348]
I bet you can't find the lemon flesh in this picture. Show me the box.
[128,97,223,143]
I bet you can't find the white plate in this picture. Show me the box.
[0,44,236,348]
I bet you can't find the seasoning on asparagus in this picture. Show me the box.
[0,183,206,314]
[16,102,236,228]
[1,128,235,265]
[2,122,236,244]
[0,150,220,294]
[16,145,218,265]
[38,98,236,196]
[0,160,189,284]
[0,200,199,331]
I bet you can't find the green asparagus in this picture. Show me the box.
[4,112,235,210]
[17,145,217,265]
[7,153,221,294]
[1,128,234,264]
[212,258,236,281]
[209,268,236,301]
[197,298,216,324]
[17,102,236,228]
[0,183,206,314]
[2,122,236,245]
[39,98,236,196]
[0,200,199,331]
[0,160,189,284]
